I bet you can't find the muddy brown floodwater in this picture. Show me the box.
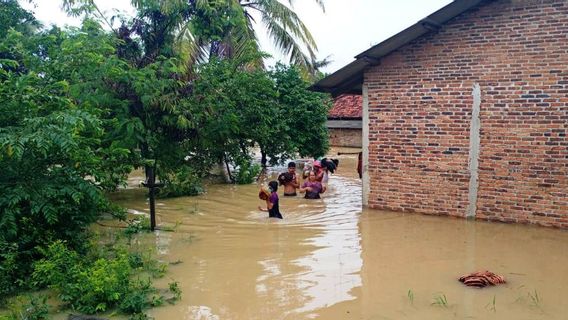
[109,150,568,320]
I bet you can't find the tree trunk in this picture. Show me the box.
[224,154,234,183]
[261,150,267,167]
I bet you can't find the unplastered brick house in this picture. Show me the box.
[327,94,363,148]
[313,0,567,228]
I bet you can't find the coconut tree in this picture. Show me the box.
[225,0,325,73]
[60,0,325,73]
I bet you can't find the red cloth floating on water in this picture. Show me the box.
[458,270,506,288]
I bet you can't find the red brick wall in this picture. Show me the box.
[364,0,568,227]
[329,128,362,148]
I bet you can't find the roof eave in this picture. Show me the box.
[310,0,489,97]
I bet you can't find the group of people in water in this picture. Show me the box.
[258,159,339,219]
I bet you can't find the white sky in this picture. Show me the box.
[20,0,453,73]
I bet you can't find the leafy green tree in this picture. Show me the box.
[0,0,41,36]
[60,1,204,185]
[190,57,330,169]
[0,9,133,298]
[189,52,277,180]
[269,63,331,162]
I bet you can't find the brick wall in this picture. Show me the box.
[364,0,568,227]
[329,128,362,148]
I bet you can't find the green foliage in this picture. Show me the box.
[234,160,262,185]
[191,57,330,171]
[5,295,49,320]
[0,0,41,37]
[31,241,171,316]
[124,217,152,241]
[0,243,19,299]
[0,18,134,299]
[168,281,182,302]
[270,63,331,161]
[118,279,154,314]
[192,0,246,43]
[158,166,204,198]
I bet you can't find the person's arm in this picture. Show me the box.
[258,198,274,211]
[298,182,312,193]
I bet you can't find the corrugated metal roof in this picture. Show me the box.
[311,0,489,97]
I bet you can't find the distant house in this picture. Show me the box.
[313,0,567,228]
[327,94,362,148]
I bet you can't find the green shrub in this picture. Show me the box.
[31,241,171,316]
[119,279,154,314]
[5,295,49,320]
[234,160,261,185]
[0,242,19,300]
[158,166,204,198]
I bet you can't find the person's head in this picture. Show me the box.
[313,160,322,172]
[308,171,317,182]
[287,161,296,174]
[268,180,278,193]
[332,159,339,168]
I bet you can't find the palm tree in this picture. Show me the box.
[60,0,325,73]
[235,0,325,72]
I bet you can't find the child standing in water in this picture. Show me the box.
[258,181,283,219]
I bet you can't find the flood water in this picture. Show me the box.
[109,150,568,320]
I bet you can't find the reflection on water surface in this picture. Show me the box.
[111,152,568,320]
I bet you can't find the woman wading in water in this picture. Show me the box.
[299,171,324,199]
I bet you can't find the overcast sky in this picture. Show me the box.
[21,0,453,73]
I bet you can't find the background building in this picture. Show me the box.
[313,0,568,228]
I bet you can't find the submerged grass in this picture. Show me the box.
[431,293,449,308]
[407,289,414,305]
[528,290,541,308]
[513,286,545,313]
[485,295,497,313]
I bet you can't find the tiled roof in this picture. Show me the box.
[328,94,362,119]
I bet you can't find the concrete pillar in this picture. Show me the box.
[466,83,481,218]
[362,83,370,206]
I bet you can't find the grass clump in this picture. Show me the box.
[431,293,449,308]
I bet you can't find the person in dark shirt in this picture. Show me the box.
[258,181,283,219]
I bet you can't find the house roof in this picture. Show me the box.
[311,0,489,97]
[328,94,362,119]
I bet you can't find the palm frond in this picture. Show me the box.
[262,15,315,72]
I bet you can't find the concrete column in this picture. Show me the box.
[466,83,481,218]
[362,83,370,206]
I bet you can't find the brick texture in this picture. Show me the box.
[364,0,568,227]
[329,128,362,148]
